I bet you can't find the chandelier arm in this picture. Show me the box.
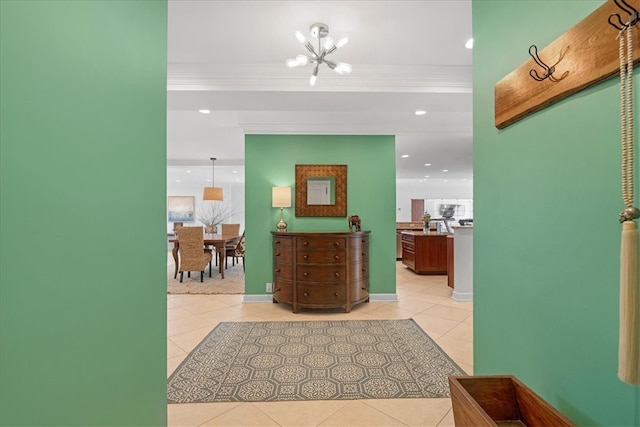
[304,42,316,56]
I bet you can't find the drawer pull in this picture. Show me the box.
[303,241,309,246]
[335,272,340,277]
[362,268,366,272]
[304,292,308,296]
[334,292,339,297]
[303,272,308,276]
[275,268,281,272]
[334,255,340,260]
[361,287,367,291]
[275,288,281,292]
[333,241,340,246]
[275,253,281,257]
[275,240,282,245]
[303,255,309,259]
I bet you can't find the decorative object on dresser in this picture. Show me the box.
[272,186,292,231]
[272,231,369,313]
[348,215,361,231]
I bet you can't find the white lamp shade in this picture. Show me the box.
[272,186,292,208]
[203,186,224,201]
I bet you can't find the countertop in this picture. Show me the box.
[400,230,451,236]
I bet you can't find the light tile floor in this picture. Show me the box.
[168,260,473,427]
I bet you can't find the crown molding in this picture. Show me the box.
[167,63,471,93]
[239,122,472,135]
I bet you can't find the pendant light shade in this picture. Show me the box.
[203,186,223,201]
[203,157,224,201]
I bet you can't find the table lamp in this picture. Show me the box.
[272,186,292,231]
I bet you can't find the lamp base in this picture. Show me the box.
[276,207,288,232]
[276,219,288,232]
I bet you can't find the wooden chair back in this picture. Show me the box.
[220,223,240,237]
[176,226,211,272]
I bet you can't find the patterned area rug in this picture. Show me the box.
[167,319,465,403]
[167,258,244,295]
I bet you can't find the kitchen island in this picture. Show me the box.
[401,231,452,276]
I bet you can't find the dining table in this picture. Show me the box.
[169,233,242,280]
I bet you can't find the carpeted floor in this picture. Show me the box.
[167,258,244,295]
[167,319,465,403]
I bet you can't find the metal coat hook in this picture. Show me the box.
[528,45,569,83]
[608,0,640,31]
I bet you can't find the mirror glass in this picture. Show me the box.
[307,176,335,205]
[295,165,347,217]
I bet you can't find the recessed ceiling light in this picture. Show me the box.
[232,170,238,173]
[444,180,449,183]
[424,175,430,178]
[186,170,191,173]
[414,110,427,116]
[198,109,211,114]
[176,180,181,183]
[442,169,449,172]
[424,163,431,166]
[401,154,409,158]
[206,178,212,182]
[465,38,474,49]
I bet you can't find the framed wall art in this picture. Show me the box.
[168,196,195,222]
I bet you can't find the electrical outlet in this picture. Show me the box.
[266,282,273,293]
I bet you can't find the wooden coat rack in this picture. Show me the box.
[495,0,640,129]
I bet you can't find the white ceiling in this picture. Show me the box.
[167,0,472,185]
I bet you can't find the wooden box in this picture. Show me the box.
[448,376,575,427]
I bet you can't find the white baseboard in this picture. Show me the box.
[243,294,273,303]
[452,291,473,302]
[242,293,399,304]
[369,293,399,302]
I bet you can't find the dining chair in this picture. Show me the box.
[176,226,213,282]
[220,223,240,237]
[217,223,241,266]
[226,231,245,271]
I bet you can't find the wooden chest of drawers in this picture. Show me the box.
[272,231,370,313]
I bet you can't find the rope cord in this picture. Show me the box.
[621,26,635,208]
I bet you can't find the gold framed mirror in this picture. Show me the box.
[295,164,347,217]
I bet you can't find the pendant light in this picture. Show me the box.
[203,157,223,201]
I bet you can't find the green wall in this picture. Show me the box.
[0,1,168,426]
[244,135,397,297]
[474,2,639,425]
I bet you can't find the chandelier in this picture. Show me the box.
[286,23,352,87]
